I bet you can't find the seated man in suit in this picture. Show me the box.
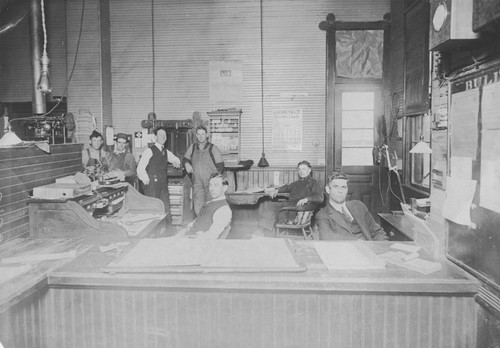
[316,171,387,241]
[176,173,232,240]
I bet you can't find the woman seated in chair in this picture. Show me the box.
[257,160,324,233]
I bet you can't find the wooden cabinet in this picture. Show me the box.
[208,109,241,165]
[28,184,166,241]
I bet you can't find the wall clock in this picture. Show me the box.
[429,0,478,51]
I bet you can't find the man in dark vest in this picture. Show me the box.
[137,127,181,213]
[316,171,387,241]
[177,173,231,240]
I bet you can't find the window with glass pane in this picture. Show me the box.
[407,115,431,190]
[341,92,375,166]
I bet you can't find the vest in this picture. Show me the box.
[146,145,168,181]
[189,199,228,234]
[343,216,366,240]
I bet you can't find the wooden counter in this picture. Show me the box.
[0,238,477,347]
[0,238,93,347]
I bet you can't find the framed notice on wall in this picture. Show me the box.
[403,0,430,115]
[271,108,302,151]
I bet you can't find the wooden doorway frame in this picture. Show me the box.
[319,13,391,174]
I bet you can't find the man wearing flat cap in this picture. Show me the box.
[107,133,137,185]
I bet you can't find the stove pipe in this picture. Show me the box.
[29,0,46,114]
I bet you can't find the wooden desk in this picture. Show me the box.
[0,239,477,347]
[28,183,167,241]
[378,212,414,241]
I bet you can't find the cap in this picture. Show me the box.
[116,133,128,142]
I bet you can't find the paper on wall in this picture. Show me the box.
[442,176,476,226]
[480,129,500,213]
[450,89,479,159]
[450,157,472,180]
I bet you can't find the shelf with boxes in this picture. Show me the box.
[168,178,184,226]
[208,109,241,165]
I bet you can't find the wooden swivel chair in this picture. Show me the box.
[274,206,315,240]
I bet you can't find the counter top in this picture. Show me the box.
[48,240,479,295]
[0,238,92,313]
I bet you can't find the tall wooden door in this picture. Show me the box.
[333,84,383,215]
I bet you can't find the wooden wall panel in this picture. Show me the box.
[0,144,82,242]
[235,166,326,191]
[108,0,389,166]
[5,287,476,348]
[66,0,108,133]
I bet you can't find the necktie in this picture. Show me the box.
[342,205,353,223]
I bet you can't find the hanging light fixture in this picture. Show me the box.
[147,0,156,123]
[37,0,52,94]
[410,134,433,154]
[257,0,269,167]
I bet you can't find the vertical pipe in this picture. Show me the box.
[29,0,46,114]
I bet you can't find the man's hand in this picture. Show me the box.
[142,176,150,185]
[172,162,181,169]
[269,189,279,199]
[184,162,193,173]
[297,198,308,206]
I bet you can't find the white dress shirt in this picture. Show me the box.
[329,200,354,222]
[136,143,181,184]
[187,195,232,240]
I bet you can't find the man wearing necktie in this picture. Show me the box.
[316,171,387,241]
[137,127,181,215]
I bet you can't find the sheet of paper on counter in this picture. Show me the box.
[313,242,385,270]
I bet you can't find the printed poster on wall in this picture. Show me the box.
[209,60,242,105]
[272,108,302,151]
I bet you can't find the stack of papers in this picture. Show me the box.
[379,243,442,275]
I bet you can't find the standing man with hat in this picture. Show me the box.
[107,133,137,185]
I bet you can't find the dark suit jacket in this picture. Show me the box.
[316,200,387,241]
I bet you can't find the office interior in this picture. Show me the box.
[1,0,500,346]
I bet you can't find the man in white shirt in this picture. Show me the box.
[177,173,232,240]
[137,127,181,214]
[316,171,387,241]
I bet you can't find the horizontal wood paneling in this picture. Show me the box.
[6,287,476,348]
[0,144,82,242]
[108,0,389,167]
[236,166,326,191]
